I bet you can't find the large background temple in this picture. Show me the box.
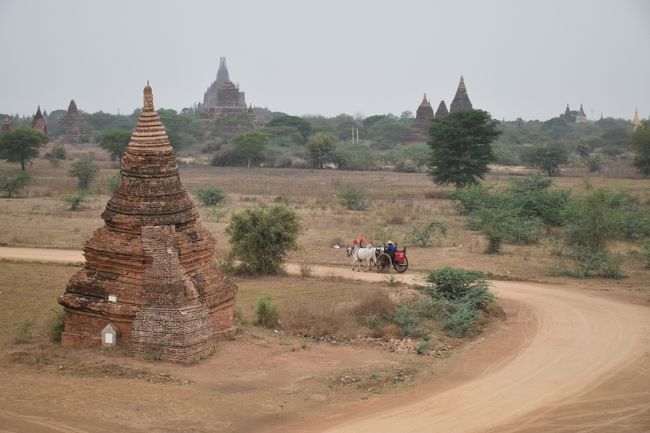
[203,57,247,116]
[406,76,472,142]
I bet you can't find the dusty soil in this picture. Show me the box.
[1,248,649,432]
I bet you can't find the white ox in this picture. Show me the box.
[350,245,377,272]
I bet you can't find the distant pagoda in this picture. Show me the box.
[31,105,47,135]
[1,118,10,133]
[406,93,435,142]
[203,57,247,116]
[633,109,642,131]
[59,83,237,364]
[435,100,449,118]
[59,99,87,142]
[561,104,587,123]
[449,76,473,112]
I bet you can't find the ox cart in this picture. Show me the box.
[375,247,408,273]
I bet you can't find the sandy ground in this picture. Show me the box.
[1,247,649,432]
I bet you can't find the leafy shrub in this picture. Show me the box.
[332,145,379,170]
[587,155,602,172]
[46,144,67,165]
[49,309,65,342]
[393,306,423,337]
[444,304,478,338]
[339,188,366,210]
[416,338,432,355]
[0,172,31,198]
[405,220,447,247]
[425,267,491,305]
[601,255,623,280]
[423,267,494,337]
[195,186,227,206]
[13,319,34,344]
[642,240,650,268]
[448,184,494,215]
[362,314,382,329]
[255,294,279,328]
[105,174,120,193]
[299,263,312,277]
[68,159,99,190]
[226,204,300,275]
[62,192,89,211]
[520,142,569,176]
[562,188,631,277]
[505,176,570,226]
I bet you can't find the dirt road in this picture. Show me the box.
[1,247,649,432]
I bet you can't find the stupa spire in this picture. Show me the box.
[436,100,449,118]
[450,75,473,112]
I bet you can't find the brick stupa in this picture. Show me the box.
[59,83,237,363]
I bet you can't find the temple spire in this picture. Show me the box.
[450,75,473,112]
[143,82,154,112]
[435,100,448,118]
[633,108,642,131]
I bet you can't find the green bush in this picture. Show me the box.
[642,240,650,268]
[416,337,432,355]
[62,192,89,211]
[393,306,423,337]
[105,174,120,193]
[587,155,602,172]
[424,267,491,305]
[49,309,65,342]
[46,144,67,165]
[563,188,629,277]
[255,294,279,328]
[423,267,494,337]
[448,184,494,215]
[339,188,366,210]
[13,319,34,344]
[444,304,478,338]
[68,159,99,190]
[226,204,300,275]
[0,172,32,198]
[504,176,570,227]
[405,220,447,247]
[195,186,227,206]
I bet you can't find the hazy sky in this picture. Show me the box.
[1,0,648,120]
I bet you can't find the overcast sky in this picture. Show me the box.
[1,0,648,120]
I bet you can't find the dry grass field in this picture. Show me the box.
[1,145,649,302]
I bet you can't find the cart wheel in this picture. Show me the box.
[394,257,408,273]
[376,253,391,273]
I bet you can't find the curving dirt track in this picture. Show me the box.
[2,248,650,432]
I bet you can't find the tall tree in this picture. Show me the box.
[520,142,569,176]
[631,121,650,176]
[68,159,100,190]
[232,132,268,168]
[267,114,312,140]
[427,110,501,187]
[306,133,335,168]
[99,129,131,163]
[0,126,47,170]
